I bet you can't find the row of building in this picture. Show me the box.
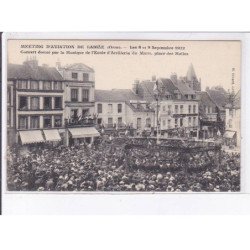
[7,59,241,147]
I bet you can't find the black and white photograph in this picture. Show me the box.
[4,39,241,192]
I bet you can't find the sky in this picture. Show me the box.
[7,40,241,92]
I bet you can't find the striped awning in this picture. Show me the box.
[43,129,61,142]
[69,127,100,138]
[223,131,236,139]
[19,130,45,145]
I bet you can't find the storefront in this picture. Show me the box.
[68,127,100,145]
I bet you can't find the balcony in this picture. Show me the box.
[65,117,95,128]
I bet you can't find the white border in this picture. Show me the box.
[2,32,250,214]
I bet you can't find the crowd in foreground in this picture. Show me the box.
[7,137,240,192]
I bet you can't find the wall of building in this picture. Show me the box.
[158,100,199,130]
[95,102,127,126]
[225,107,241,146]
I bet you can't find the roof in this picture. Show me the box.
[175,79,195,95]
[8,63,63,81]
[138,78,195,101]
[206,88,228,110]
[186,63,198,82]
[95,89,142,102]
[200,91,218,107]
[63,63,94,72]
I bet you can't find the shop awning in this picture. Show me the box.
[223,131,236,139]
[19,130,45,145]
[69,127,100,138]
[43,129,61,142]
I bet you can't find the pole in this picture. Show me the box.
[156,97,160,144]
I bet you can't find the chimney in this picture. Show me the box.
[24,56,38,69]
[56,60,61,70]
[170,73,178,84]
[152,75,156,81]
[132,79,140,95]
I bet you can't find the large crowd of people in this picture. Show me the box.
[7,137,240,192]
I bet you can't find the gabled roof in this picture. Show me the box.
[206,88,228,110]
[200,91,218,107]
[8,63,63,81]
[138,78,195,101]
[175,79,195,95]
[95,89,142,102]
[63,63,94,72]
[186,63,198,82]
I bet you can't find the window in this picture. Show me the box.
[229,119,233,128]
[83,73,89,81]
[137,118,142,129]
[71,109,78,118]
[108,104,113,113]
[188,105,191,114]
[30,116,40,129]
[18,80,28,89]
[30,81,39,90]
[168,105,172,115]
[19,116,28,129]
[118,117,122,125]
[193,117,197,126]
[30,97,39,110]
[188,117,192,126]
[162,119,166,127]
[19,96,28,110]
[71,89,78,102]
[108,117,113,126]
[97,103,102,113]
[146,118,151,127]
[175,105,178,114]
[180,105,183,114]
[180,118,183,127]
[118,104,122,113]
[7,109,11,126]
[54,82,62,90]
[72,72,78,79]
[175,118,178,128]
[82,109,89,117]
[97,118,102,125]
[54,97,62,109]
[43,81,52,90]
[44,97,52,110]
[162,105,166,112]
[82,89,89,102]
[7,87,11,104]
[229,109,234,117]
[193,105,196,114]
[168,119,171,129]
[54,115,62,128]
[44,116,52,128]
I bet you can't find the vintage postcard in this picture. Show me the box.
[3,36,241,193]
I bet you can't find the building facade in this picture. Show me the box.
[95,89,155,132]
[7,59,99,147]
[133,72,199,138]
[8,59,65,146]
[224,90,241,147]
[57,63,95,120]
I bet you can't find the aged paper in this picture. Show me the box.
[5,39,241,192]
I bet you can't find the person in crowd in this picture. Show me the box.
[7,137,240,192]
